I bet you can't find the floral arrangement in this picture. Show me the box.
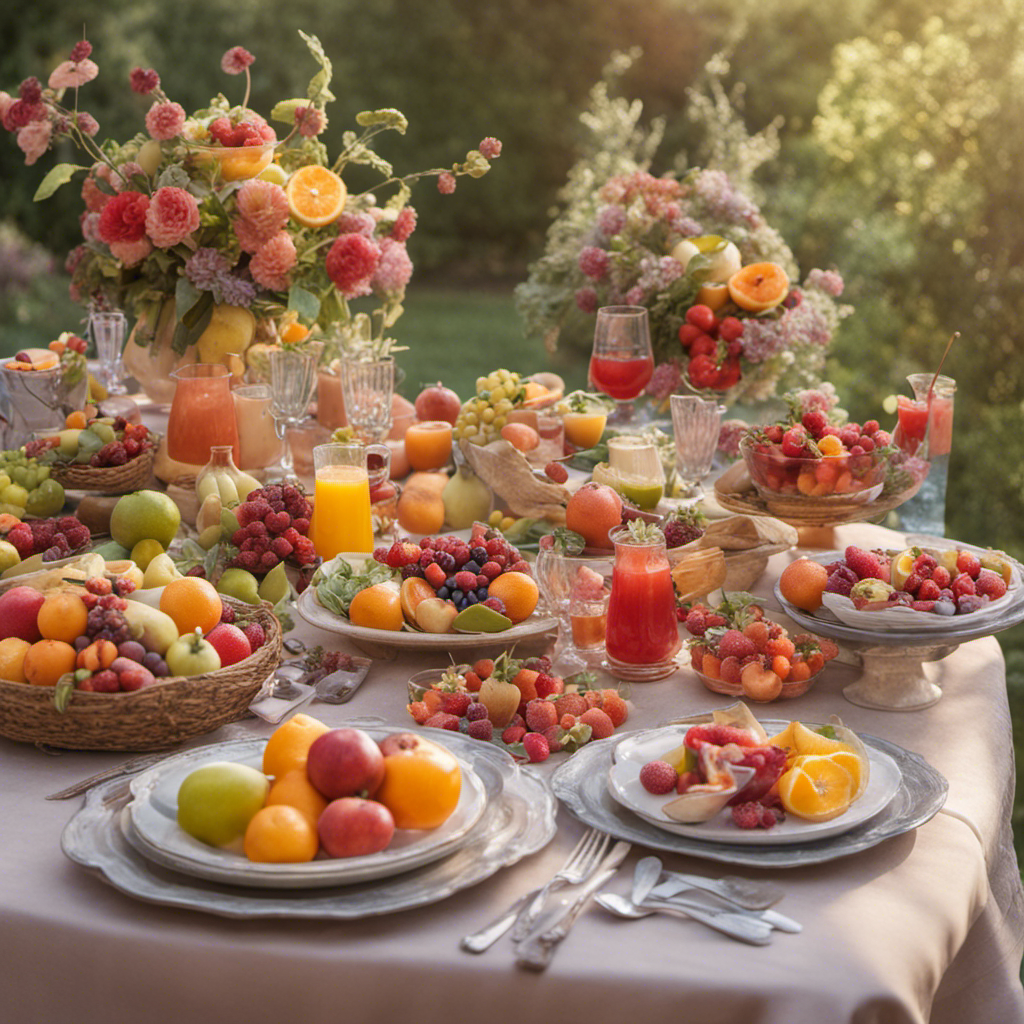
[515,55,850,407]
[0,33,501,359]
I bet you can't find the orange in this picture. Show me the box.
[827,749,868,800]
[65,410,87,429]
[0,636,31,683]
[396,486,446,536]
[348,582,404,631]
[36,592,88,644]
[265,768,329,826]
[23,639,77,687]
[486,571,539,623]
[565,482,623,550]
[376,740,462,829]
[279,322,310,344]
[243,804,319,863]
[778,558,828,612]
[160,576,223,635]
[727,262,790,313]
[777,754,854,822]
[285,165,347,228]
[262,713,331,779]
[562,411,607,449]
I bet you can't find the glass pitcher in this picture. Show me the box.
[166,363,240,466]
[309,441,391,558]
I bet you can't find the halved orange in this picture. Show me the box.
[777,753,854,822]
[727,262,790,313]
[285,165,347,228]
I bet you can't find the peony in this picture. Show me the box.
[76,112,99,137]
[221,47,255,75]
[390,206,417,243]
[294,105,327,138]
[372,237,413,295]
[335,211,376,237]
[235,179,290,241]
[16,120,51,165]
[97,191,150,244]
[48,58,98,90]
[578,245,610,280]
[145,101,185,142]
[108,237,152,267]
[81,171,110,213]
[575,287,598,313]
[145,186,200,247]
[80,212,101,243]
[249,231,297,291]
[129,68,160,94]
[437,172,456,195]
[325,233,381,299]
[111,162,146,192]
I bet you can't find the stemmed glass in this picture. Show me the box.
[670,395,725,503]
[587,306,654,424]
[269,343,323,479]
[89,310,128,395]
[340,355,394,443]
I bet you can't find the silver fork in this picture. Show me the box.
[460,828,610,953]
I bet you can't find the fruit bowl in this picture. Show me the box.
[689,661,825,702]
[187,141,277,181]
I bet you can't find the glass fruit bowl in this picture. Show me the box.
[688,661,825,702]
[188,141,277,181]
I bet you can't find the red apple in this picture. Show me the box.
[378,731,422,757]
[318,797,395,858]
[0,586,46,642]
[306,727,386,800]
[414,382,461,426]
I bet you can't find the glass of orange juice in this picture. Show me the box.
[559,391,610,450]
[310,442,391,558]
[404,420,453,471]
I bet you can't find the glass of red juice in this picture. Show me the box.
[894,373,955,458]
[604,525,681,681]
[588,306,654,424]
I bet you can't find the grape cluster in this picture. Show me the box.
[228,483,316,572]
[453,368,526,446]
[0,449,65,517]
[5,515,91,561]
[84,593,131,645]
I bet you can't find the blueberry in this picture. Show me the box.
[464,560,481,575]
[470,546,488,564]
[444,576,457,590]
[466,591,479,605]
[476,586,489,600]
[436,586,450,600]
[451,589,464,603]
[457,598,470,610]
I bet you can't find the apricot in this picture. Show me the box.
[397,485,446,536]
[0,636,31,683]
[740,661,783,701]
[727,262,789,313]
[23,639,78,687]
[778,558,828,612]
[37,592,88,644]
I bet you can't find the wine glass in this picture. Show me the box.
[89,310,128,395]
[670,395,725,503]
[340,355,394,443]
[269,343,323,479]
[587,306,654,424]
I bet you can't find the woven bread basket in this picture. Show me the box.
[0,598,281,751]
[51,446,156,494]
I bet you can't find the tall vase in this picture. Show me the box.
[121,301,197,406]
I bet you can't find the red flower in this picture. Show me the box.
[97,191,151,245]
[130,68,160,95]
[221,47,255,75]
[325,233,381,299]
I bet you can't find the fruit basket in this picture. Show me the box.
[0,597,281,751]
[50,445,156,494]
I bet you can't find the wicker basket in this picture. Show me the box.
[0,598,281,751]
[51,446,157,494]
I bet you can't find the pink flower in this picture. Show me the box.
[390,206,417,242]
[4,99,46,132]
[76,112,99,137]
[130,68,160,95]
[145,186,200,247]
[624,285,645,306]
[65,245,87,276]
[325,233,381,299]
[69,41,93,62]
[112,162,145,191]
[294,105,327,138]
[108,237,153,267]
[0,92,13,124]
[372,238,413,295]
[578,246,610,280]
[18,78,43,104]
[235,179,289,240]
[478,137,502,159]
[97,191,151,244]
[437,172,456,195]
[81,169,111,212]
[49,59,98,91]
[335,211,376,237]
[249,231,297,292]
[221,47,255,75]
[16,121,52,165]
[575,287,598,314]
[807,269,844,297]
[234,218,266,255]
[80,212,101,243]
[145,101,185,141]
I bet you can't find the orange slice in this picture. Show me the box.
[285,165,347,228]
[778,753,854,822]
[727,262,789,313]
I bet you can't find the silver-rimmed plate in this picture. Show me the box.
[61,727,557,919]
[125,734,488,889]
[553,726,946,868]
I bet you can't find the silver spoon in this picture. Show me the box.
[595,892,773,946]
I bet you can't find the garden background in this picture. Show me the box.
[1,1,1023,845]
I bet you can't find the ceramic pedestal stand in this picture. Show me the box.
[837,638,960,711]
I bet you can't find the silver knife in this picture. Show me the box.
[649,879,802,933]
[515,841,631,970]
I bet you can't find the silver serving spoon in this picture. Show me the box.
[595,892,773,946]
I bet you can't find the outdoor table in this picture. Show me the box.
[1,515,1021,1024]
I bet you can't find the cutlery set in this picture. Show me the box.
[460,837,800,969]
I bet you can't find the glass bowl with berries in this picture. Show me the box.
[681,592,838,701]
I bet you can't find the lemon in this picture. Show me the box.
[130,538,165,572]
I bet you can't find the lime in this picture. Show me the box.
[131,538,165,572]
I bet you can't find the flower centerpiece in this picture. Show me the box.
[515,53,849,409]
[0,32,501,390]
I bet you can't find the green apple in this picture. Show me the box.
[0,540,21,574]
[110,489,182,550]
[166,629,222,676]
[176,761,269,847]
[217,568,261,605]
[57,428,81,459]
[142,552,183,589]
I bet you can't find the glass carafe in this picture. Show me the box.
[166,363,240,465]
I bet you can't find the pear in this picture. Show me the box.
[143,552,184,589]
[258,562,290,605]
[122,602,179,655]
[217,568,261,605]
[442,464,492,530]
[196,304,256,365]
[195,492,222,535]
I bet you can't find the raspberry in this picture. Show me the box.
[271,537,293,560]
[502,724,527,744]
[579,707,614,739]
[913,553,938,576]
[684,607,707,637]
[862,419,880,435]
[219,604,236,623]
[801,409,829,438]
[553,693,588,719]
[931,566,952,589]
[717,630,756,660]
[467,718,494,741]
[481,597,506,614]
[903,572,925,596]
[242,622,265,651]
[454,570,478,593]
[600,692,629,727]
[956,551,982,579]
[525,699,559,732]
[534,673,562,699]
[407,701,431,724]
[731,802,763,829]
[916,579,941,601]
[231,550,261,571]
[479,560,502,581]
[439,691,472,717]
[466,702,488,722]
[544,461,569,483]
[844,545,885,581]
[424,711,461,731]
[975,569,1008,600]
[781,428,808,457]
[522,732,550,762]
[259,550,279,571]
[639,760,679,794]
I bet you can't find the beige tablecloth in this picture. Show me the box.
[1,523,1022,1024]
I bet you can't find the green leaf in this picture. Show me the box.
[171,284,214,354]
[287,284,321,323]
[299,30,335,104]
[53,673,76,713]
[355,108,408,134]
[34,163,87,202]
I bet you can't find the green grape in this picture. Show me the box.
[23,469,38,491]
[461,423,478,438]
[480,407,495,424]
[10,465,28,486]
[25,478,64,518]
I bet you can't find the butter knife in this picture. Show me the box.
[515,840,631,970]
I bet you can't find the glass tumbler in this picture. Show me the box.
[90,310,128,395]
[341,356,395,444]
[269,343,323,478]
[670,395,725,502]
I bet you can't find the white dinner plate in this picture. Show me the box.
[126,736,488,889]
[607,722,902,846]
